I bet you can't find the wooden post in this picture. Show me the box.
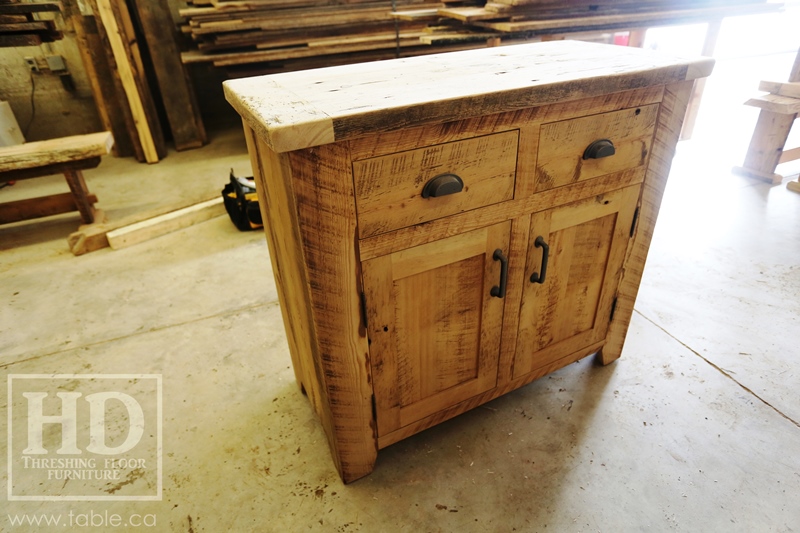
[680,19,721,140]
[68,0,135,157]
[627,29,647,48]
[91,0,165,163]
[735,46,800,186]
[130,0,207,151]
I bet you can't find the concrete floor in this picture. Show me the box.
[2,18,800,533]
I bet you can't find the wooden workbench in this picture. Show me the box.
[0,132,113,226]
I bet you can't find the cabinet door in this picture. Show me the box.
[363,222,511,437]
[513,185,640,378]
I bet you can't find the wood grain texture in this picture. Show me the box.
[473,4,774,33]
[248,127,377,482]
[0,157,101,182]
[496,214,530,386]
[759,81,800,100]
[66,194,217,256]
[353,131,518,237]
[745,93,800,115]
[515,185,639,376]
[0,132,113,173]
[72,12,135,158]
[363,223,509,435]
[779,146,800,164]
[106,198,224,249]
[535,104,658,192]
[358,167,646,261]
[243,124,310,395]
[0,192,98,225]
[224,40,712,153]
[348,85,665,161]
[92,0,162,163]
[599,80,694,365]
[131,0,207,151]
[63,169,95,224]
[741,110,797,177]
[231,41,711,480]
[286,142,377,483]
[378,340,605,448]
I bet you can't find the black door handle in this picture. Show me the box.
[529,236,549,284]
[490,249,508,298]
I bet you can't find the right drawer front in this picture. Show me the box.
[353,130,518,239]
[535,104,658,192]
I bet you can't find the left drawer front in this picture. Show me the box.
[353,130,518,238]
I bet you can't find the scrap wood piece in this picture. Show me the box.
[437,6,506,22]
[0,3,60,14]
[389,8,441,20]
[470,3,779,33]
[758,80,800,100]
[130,0,207,151]
[745,93,800,115]
[91,0,163,163]
[67,196,225,255]
[107,197,225,249]
[71,10,137,158]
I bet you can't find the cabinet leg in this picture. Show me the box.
[595,346,621,366]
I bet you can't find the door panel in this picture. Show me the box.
[514,185,640,378]
[364,222,511,436]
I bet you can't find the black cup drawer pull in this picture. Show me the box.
[421,173,464,198]
[529,236,549,284]
[583,139,616,160]
[490,249,508,299]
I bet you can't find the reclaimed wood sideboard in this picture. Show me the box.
[224,40,714,482]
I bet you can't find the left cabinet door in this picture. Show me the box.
[363,222,511,438]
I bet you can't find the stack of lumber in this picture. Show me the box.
[178,0,516,73]
[0,0,62,47]
[438,0,777,35]
[73,0,206,163]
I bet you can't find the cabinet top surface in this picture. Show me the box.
[224,40,713,153]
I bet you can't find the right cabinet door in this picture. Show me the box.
[513,184,640,378]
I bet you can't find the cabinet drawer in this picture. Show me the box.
[353,130,518,238]
[535,104,658,192]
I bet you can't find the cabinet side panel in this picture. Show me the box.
[599,80,694,364]
[287,143,377,482]
[244,124,322,414]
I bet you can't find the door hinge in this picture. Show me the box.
[629,207,640,238]
[609,297,618,322]
[360,291,368,330]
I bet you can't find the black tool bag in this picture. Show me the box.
[222,169,263,231]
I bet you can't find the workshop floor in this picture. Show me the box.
[2,15,800,533]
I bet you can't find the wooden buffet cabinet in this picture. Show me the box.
[224,40,713,482]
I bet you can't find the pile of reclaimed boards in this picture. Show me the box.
[70,0,207,163]
[438,0,776,34]
[178,0,524,75]
[0,0,62,47]
[179,0,776,75]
